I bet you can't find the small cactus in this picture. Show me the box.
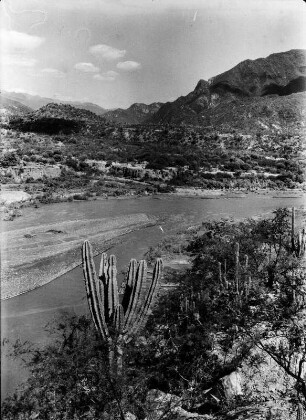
[224,260,229,290]
[291,208,306,258]
[82,240,162,377]
[218,262,222,288]
[235,242,240,294]
[292,207,296,253]
[297,403,304,420]
[244,255,248,270]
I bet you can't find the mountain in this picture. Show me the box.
[0,93,33,123]
[0,93,33,115]
[1,91,107,115]
[68,102,107,116]
[148,49,306,128]
[104,102,163,124]
[209,49,306,97]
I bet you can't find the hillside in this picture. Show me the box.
[104,102,163,124]
[149,49,306,127]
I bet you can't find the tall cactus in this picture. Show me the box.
[82,240,163,377]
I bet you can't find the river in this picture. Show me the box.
[1,192,305,399]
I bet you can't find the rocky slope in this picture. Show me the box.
[104,102,163,124]
[149,49,306,128]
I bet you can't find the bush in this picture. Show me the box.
[9,117,82,135]
[0,152,19,167]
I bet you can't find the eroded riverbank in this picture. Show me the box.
[1,214,156,299]
[2,192,305,300]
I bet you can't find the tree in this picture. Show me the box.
[138,210,306,412]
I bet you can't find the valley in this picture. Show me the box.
[1,50,306,221]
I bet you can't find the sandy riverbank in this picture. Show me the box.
[172,187,305,199]
[1,213,156,299]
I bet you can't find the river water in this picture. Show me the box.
[1,193,305,399]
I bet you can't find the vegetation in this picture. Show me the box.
[9,116,82,135]
[2,209,306,419]
[1,107,305,203]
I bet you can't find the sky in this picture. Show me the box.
[1,0,305,109]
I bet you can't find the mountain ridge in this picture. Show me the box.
[104,102,163,124]
[1,91,107,116]
[148,49,306,127]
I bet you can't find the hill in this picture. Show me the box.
[8,103,107,135]
[148,49,306,128]
[32,103,103,122]
[104,102,163,124]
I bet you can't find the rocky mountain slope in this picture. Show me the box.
[1,91,107,115]
[104,102,163,124]
[149,49,306,128]
[210,49,306,97]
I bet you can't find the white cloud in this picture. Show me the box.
[41,68,66,78]
[1,30,45,54]
[93,70,119,82]
[90,44,126,61]
[116,61,142,71]
[104,70,119,78]
[1,30,44,70]
[74,62,100,73]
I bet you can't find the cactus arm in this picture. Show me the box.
[121,259,137,311]
[124,258,162,342]
[123,260,147,332]
[82,241,110,340]
[107,255,119,320]
[99,253,108,280]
